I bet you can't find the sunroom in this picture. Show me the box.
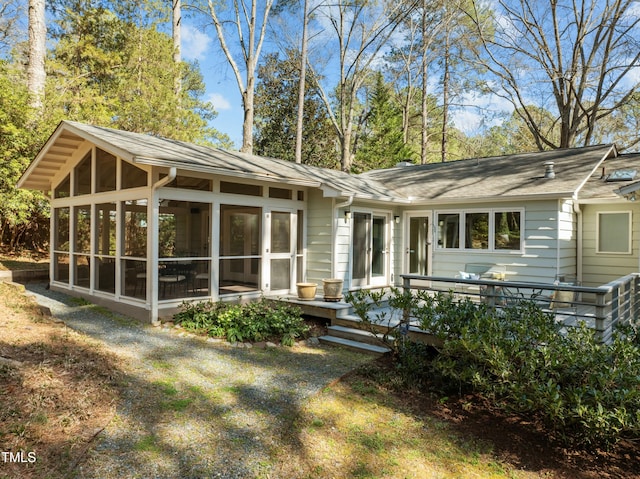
[20,121,317,323]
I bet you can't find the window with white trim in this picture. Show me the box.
[437,209,523,251]
[597,211,631,254]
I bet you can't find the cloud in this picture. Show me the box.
[208,93,232,111]
[181,25,212,62]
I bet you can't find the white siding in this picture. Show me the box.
[414,200,567,283]
[305,189,333,287]
[581,203,640,286]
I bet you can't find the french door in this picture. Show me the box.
[404,212,431,277]
[351,212,389,287]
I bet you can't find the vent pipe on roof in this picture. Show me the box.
[396,159,413,167]
[544,161,555,179]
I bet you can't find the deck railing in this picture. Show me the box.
[400,273,640,343]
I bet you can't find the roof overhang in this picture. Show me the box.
[17,123,85,191]
[613,180,640,202]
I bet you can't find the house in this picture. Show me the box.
[17,121,640,323]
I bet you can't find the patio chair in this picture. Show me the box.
[548,276,579,324]
[159,263,187,298]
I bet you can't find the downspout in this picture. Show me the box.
[573,195,582,284]
[149,167,177,325]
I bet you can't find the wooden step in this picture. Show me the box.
[317,335,391,356]
[327,325,392,346]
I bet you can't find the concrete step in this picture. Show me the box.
[317,335,391,356]
[327,325,392,346]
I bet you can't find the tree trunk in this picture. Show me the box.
[440,28,450,163]
[294,0,309,164]
[241,80,255,154]
[420,0,429,165]
[27,0,46,111]
[172,0,182,102]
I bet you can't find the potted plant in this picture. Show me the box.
[296,282,317,300]
[322,278,344,302]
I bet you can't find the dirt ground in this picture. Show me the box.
[1,279,639,478]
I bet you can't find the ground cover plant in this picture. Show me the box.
[348,288,640,449]
[173,297,309,345]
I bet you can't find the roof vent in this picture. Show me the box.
[544,161,555,179]
[396,159,413,167]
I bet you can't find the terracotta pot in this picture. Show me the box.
[322,278,344,302]
[296,282,317,300]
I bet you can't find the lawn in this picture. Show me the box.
[0,281,637,478]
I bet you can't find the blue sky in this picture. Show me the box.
[181,21,246,148]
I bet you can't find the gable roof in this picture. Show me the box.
[359,145,619,203]
[18,121,639,204]
[18,121,402,201]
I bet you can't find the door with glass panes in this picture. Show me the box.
[404,212,431,277]
[265,209,298,293]
[351,212,389,287]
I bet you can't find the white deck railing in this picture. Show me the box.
[400,273,640,344]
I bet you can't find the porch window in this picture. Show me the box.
[437,209,523,251]
[165,176,211,191]
[53,207,70,284]
[122,200,147,257]
[597,211,631,254]
[121,161,148,189]
[219,205,261,295]
[220,181,262,197]
[95,203,116,293]
[465,212,489,249]
[157,200,211,300]
[437,213,460,248]
[73,205,91,289]
[74,152,92,195]
[54,207,70,251]
[95,149,116,193]
[495,211,521,250]
[121,199,148,301]
[54,174,71,199]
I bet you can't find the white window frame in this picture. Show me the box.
[596,211,632,254]
[435,208,524,252]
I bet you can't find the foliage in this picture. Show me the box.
[254,50,337,168]
[0,61,50,250]
[353,72,413,172]
[174,298,309,346]
[348,288,640,448]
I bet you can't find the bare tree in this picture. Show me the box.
[27,0,46,111]
[207,0,274,153]
[173,0,182,101]
[0,0,21,54]
[469,0,640,150]
[311,1,416,172]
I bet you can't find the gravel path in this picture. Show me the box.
[25,284,373,479]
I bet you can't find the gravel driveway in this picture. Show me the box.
[25,284,373,479]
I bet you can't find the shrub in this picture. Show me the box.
[349,289,640,448]
[173,298,309,346]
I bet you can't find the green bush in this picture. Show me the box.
[349,289,640,448]
[173,298,309,346]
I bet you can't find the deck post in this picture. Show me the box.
[402,275,411,329]
[594,290,608,343]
